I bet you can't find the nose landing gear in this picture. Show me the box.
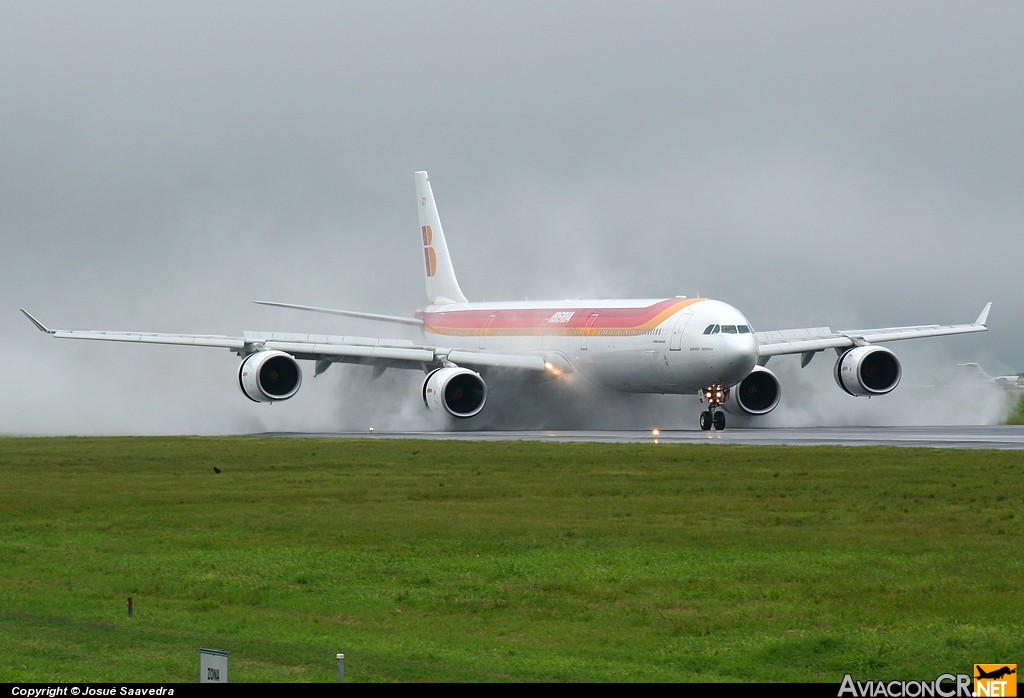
[699,384,727,431]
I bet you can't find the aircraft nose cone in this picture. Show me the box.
[720,334,758,383]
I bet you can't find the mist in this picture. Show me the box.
[3,2,1022,435]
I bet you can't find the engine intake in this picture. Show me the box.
[834,345,901,397]
[726,365,781,415]
[423,366,486,418]
[239,350,302,402]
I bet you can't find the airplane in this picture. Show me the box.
[21,171,992,431]
[975,666,1016,681]
[954,363,1024,391]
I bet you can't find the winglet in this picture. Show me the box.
[976,302,992,327]
[20,308,55,334]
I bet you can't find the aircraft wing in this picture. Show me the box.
[249,331,546,371]
[755,303,991,360]
[20,309,546,372]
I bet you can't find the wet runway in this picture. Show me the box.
[259,425,1024,449]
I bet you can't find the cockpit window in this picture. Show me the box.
[704,323,751,335]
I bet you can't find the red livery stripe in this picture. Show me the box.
[423,298,701,337]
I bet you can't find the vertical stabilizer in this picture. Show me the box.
[415,171,468,305]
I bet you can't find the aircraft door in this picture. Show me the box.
[581,313,599,350]
[669,313,692,351]
[479,313,496,349]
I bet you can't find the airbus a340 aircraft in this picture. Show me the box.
[22,171,991,430]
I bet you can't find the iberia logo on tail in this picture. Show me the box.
[422,226,436,277]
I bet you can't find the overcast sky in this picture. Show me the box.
[3,1,1022,434]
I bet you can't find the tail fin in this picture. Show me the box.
[415,171,467,305]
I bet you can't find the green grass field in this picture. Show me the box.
[0,437,1020,683]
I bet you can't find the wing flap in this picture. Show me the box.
[446,350,547,371]
[264,341,435,363]
[50,329,247,350]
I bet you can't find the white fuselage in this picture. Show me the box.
[419,297,758,394]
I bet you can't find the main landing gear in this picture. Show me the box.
[699,384,727,431]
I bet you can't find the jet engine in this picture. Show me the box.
[239,350,302,402]
[422,366,487,418]
[834,345,901,396]
[725,365,782,415]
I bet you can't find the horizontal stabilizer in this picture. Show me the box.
[253,301,423,327]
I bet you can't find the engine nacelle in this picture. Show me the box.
[834,345,901,397]
[725,365,782,415]
[422,366,487,418]
[239,350,302,403]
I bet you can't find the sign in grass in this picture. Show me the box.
[199,648,228,683]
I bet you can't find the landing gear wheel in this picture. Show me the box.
[699,411,712,431]
[713,411,726,431]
